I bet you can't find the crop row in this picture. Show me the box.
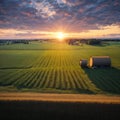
[0,51,120,94]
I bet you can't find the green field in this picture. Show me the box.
[0,41,120,94]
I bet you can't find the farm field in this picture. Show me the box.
[0,41,120,94]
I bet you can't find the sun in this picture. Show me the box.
[56,32,65,41]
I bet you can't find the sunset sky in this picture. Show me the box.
[0,0,120,39]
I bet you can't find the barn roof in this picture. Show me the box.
[91,56,110,58]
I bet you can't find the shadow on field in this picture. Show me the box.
[0,101,120,120]
[0,66,32,69]
[75,88,95,94]
[83,67,120,94]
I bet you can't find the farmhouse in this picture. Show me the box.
[89,56,111,68]
[80,59,88,68]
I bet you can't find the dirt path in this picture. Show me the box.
[0,92,120,104]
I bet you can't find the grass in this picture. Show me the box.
[0,41,120,94]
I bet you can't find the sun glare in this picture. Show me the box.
[56,32,65,41]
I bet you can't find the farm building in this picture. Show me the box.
[89,56,111,68]
[80,59,88,68]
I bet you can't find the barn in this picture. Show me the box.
[80,59,88,68]
[89,56,111,68]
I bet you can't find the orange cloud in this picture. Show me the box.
[0,25,120,39]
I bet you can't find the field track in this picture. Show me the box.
[0,92,120,104]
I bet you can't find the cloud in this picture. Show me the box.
[103,34,120,38]
[30,0,56,18]
[0,0,120,35]
[57,0,66,5]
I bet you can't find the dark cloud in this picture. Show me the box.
[102,33,120,38]
[0,0,120,32]
[16,32,46,37]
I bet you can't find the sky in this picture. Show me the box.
[0,0,120,39]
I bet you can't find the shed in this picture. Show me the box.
[80,59,88,68]
[89,56,111,68]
